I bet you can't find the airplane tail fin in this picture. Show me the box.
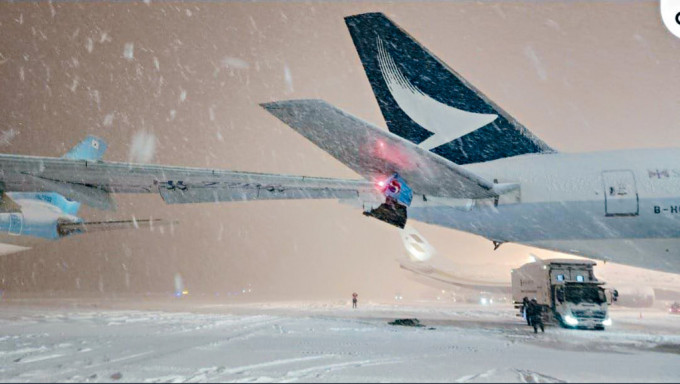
[344,12,554,164]
[63,135,107,161]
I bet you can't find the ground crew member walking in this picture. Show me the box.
[528,298,545,333]
[352,292,358,309]
[522,297,530,325]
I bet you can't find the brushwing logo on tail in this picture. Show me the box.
[376,38,498,150]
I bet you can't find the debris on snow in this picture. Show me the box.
[388,318,424,327]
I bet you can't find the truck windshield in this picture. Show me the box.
[565,285,605,304]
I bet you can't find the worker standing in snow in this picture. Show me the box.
[528,298,545,333]
[522,296,531,325]
[352,292,358,309]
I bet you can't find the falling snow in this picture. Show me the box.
[123,42,134,60]
[85,38,94,53]
[220,56,249,70]
[0,129,19,146]
[284,63,294,93]
[128,130,157,163]
[102,113,114,127]
[524,45,548,81]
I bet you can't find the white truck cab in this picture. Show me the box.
[512,259,611,330]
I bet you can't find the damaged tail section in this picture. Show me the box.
[261,99,513,228]
[261,99,498,200]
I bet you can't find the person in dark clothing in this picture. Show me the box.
[521,297,531,325]
[352,292,358,309]
[527,299,545,333]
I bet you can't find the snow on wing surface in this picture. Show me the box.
[261,99,497,199]
[0,99,499,206]
[0,155,377,205]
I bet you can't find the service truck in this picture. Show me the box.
[512,259,612,330]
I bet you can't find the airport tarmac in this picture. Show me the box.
[0,298,679,382]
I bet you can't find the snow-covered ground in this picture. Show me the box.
[0,300,678,382]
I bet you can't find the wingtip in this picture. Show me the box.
[260,99,327,112]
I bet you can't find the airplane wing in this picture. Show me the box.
[262,100,505,199]
[0,157,379,209]
[57,218,175,237]
[0,99,508,210]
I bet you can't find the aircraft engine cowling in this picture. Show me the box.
[363,173,412,228]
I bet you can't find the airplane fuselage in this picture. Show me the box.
[408,148,680,273]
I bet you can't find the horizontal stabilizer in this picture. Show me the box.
[262,99,497,199]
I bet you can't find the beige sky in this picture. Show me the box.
[0,1,679,299]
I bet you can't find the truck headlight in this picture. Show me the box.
[603,317,612,326]
[564,314,579,326]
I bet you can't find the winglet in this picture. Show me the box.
[63,135,107,161]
